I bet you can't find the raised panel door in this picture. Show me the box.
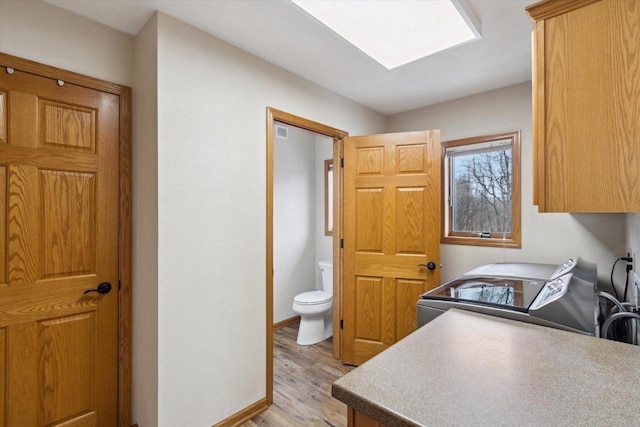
[0,67,119,426]
[343,131,441,365]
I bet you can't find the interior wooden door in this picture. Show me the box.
[342,131,441,366]
[0,67,119,426]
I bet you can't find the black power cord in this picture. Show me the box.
[608,256,634,343]
[623,263,633,302]
[610,256,633,301]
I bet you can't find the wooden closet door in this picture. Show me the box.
[0,68,119,426]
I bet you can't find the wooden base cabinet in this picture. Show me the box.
[526,0,640,212]
[347,407,384,427]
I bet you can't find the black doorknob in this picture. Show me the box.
[418,262,437,271]
[84,282,112,295]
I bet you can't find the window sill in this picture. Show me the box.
[442,235,521,249]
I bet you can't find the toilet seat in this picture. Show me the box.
[294,290,332,305]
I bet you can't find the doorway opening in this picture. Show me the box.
[266,108,347,405]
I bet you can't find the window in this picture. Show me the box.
[442,131,521,248]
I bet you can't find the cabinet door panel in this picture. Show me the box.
[529,0,640,212]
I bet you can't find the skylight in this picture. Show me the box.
[291,0,481,70]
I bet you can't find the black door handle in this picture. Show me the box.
[418,262,437,271]
[84,282,112,295]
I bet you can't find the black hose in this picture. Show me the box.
[610,258,623,300]
[602,312,640,344]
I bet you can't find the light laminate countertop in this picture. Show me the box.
[332,309,640,426]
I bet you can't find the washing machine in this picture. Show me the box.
[417,257,599,336]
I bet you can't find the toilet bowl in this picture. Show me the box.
[292,260,333,345]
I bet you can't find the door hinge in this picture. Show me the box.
[340,238,344,249]
[118,280,121,290]
[340,158,344,168]
[340,319,344,329]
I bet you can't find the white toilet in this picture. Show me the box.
[292,260,333,345]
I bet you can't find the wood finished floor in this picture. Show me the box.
[241,322,353,427]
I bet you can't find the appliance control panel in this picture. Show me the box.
[531,275,570,308]
[550,258,576,279]
[558,259,575,273]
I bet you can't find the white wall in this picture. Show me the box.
[315,135,334,289]
[132,14,159,427]
[0,0,133,87]
[154,12,386,426]
[273,126,333,323]
[273,125,316,323]
[388,83,627,287]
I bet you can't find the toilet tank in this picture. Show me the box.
[319,260,333,293]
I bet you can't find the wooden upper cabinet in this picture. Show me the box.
[526,0,640,212]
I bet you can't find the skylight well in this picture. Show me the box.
[291,0,481,70]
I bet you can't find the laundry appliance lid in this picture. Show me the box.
[462,262,558,281]
[422,277,547,313]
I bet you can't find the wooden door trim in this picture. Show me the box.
[0,52,133,427]
[266,107,347,405]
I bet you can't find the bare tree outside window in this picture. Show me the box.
[442,131,521,248]
[452,149,512,234]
